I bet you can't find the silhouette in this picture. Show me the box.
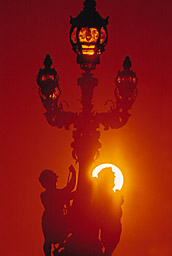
[62,197,103,256]
[39,165,76,256]
[56,167,123,256]
[39,166,123,256]
[92,167,124,255]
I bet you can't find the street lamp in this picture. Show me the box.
[37,0,137,255]
[37,54,61,102]
[70,0,108,71]
[115,56,138,111]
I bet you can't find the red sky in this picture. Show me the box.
[1,0,172,255]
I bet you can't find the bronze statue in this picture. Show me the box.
[92,167,124,255]
[39,165,76,256]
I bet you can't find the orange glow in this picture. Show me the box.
[82,45,95,48]
[78,27,99,43]
[117,76,121,83]
[49,87,60,100]
[82,50,94,55]
[81,45,95,55]
[41,74,54,81]
[92,163,124,191]
[133,77,137,83]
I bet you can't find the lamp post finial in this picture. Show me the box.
[84,0,96,10]
[123,56,132,70]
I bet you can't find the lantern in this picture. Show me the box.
[70,0,108,71]
[115,56,137,108]
[37,54,61,102]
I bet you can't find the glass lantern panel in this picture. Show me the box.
[117,76,121,83]
[71,27,77,44]
[100,27,107,44]
[133,77,137,83]
[78,27,99,43]
[81,45,95,55]
[49,87,60,100]
[41,74,55,81]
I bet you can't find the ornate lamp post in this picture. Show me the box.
[37,0,137,255]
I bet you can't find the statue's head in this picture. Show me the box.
[39,169,58,189]
[97,167,115,191]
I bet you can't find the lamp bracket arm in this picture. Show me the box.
[94,107,131,130]
[43,103,77,130]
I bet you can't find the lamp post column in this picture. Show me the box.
[71,72,101,198]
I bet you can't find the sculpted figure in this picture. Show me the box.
[94,167,124,255]
[39,165,76,256]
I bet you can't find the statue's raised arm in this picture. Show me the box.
[39,166,76,256]
[62,165,76,193]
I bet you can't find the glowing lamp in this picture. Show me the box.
[37,54,61,101]
[115,56,137,105]
[70,0,108,70]
[92,163,124,192]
